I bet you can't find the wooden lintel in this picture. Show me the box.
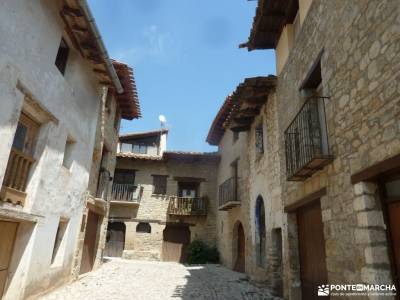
[284,187,327,213]
[99,81,113,86]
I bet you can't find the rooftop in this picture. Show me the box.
[119,129,169,141]
[239,0,299,50]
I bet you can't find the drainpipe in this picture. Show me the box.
[78,0,124,94]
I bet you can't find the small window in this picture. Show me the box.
[178,182,199,198]
[233,131,239,144]
[153,175,167,195]
[114,109,120,130]
[300,51,323,90]
[52,219,68,264]
[62,136,76,169]
[114,169,136,184]
[105,90,113,113]
[136,222,151,233]
[55,38,70,75]
[255,123,264,155]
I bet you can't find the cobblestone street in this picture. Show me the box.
[40,259,281,300]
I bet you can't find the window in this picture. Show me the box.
[52,219,68,264]
[62,136,76,169]
[105,90,113,113]
[255,123,264,155]
[300,51,322,90]
[55,38,70,75]
[114,169,136,184]
[12,113,39,155]
[114,109,120,130]
[136,222,151,233]
[233,131,239,144]
[132,144,148,154]
[178,182,199,198]
[153,175,167,195]
[255,196,266,267]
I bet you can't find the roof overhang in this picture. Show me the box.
[226,76,276,131]
[60,0,123,92]
[240,0,299,50]
[206,76,277,146]
[112,61,141,120]
[119,129,168,141]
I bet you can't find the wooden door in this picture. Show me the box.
[162,225,190,263]
[80,212,100,274]
[0,221,18,298]
[387,201,400,287]
[234,223,245,273]
[104,222,125,257]
[297,201,328,300]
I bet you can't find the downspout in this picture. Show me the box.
[78,0,124,94]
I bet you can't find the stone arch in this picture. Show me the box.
[232,220,245,273]
[255,195,266,267]
[136,222,151,233]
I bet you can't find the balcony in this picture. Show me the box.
[218,177,240,211]
[168,196,207,216]
[110,183,143,204]
[0,148,35,206]
[284,96,333,181]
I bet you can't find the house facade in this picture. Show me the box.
[73,61,141,276]
[106,130,219,262]
[207,76,284,297]
[0,1,138,299]
[238,0,400,299]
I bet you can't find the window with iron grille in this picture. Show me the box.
[255,123,264,155]
[153,175,167,195]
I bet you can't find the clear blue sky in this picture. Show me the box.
[88,0,276,152]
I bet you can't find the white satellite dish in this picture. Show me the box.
[159,115,167,128]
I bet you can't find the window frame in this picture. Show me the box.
[152,175,168,195]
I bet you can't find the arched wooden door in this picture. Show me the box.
[104,222,125,257]
[234,222,245,273]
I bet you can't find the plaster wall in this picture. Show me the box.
[0,0,101,298]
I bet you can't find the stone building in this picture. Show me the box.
[238,0,400,299]
[73,61,141,276]
[206,76,284,297]
[106,130,219,262]
[0,0,138,299]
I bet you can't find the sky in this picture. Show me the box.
[88,0,276,152]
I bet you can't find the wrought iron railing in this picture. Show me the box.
[111,183,143,203]
[284,96,333,181]
[218,177,239,207]
[168,196,207,216]
[1,148,35,206]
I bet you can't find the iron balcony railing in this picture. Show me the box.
[218,176,239,208]
[284,96,333,181]
[168,196,207,216]
[111,183,143,203]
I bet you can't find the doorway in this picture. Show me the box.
[380,170,400,288]
[234,222,245,273]
[0,221,18,298]
[104,222,126,257]
[162,225,190,263]
[80,211,101,274]
[297,200,328,299]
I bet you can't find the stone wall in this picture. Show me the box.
[273,1,400,299]
[111,156,218,260]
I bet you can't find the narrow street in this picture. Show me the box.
[40,259,281,300]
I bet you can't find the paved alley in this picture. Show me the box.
[40,259,281,300]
